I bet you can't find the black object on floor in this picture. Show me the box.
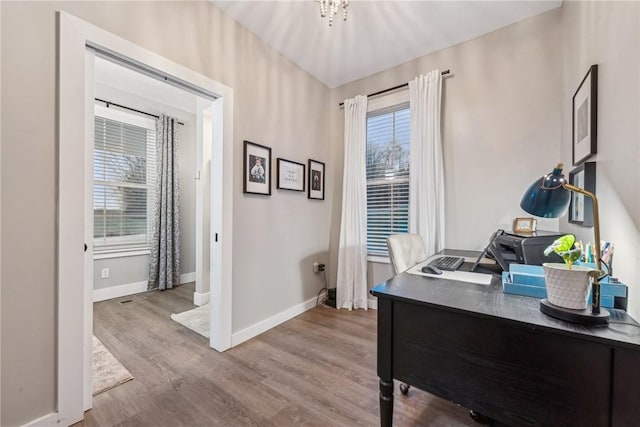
[326,288,336,308]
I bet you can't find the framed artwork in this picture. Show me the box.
[243,140,271,195]
[568,162,596,227]
[308,159,325,200]
[513,217,535,234]
[572,64,598,165]
[277,158,305,192]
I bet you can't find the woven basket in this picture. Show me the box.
[542,263,593,310]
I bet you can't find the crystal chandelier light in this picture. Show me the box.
[318,0,349,27]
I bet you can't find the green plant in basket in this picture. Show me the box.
[543,234,582,269]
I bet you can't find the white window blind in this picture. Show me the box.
[94,108,156,251]
[366,103,410,256]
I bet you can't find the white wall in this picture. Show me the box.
[0,2,330,425]
[561,1,640,319]
[329,9,563,288]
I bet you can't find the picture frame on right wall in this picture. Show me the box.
[572,64,598,165]
[308,159,325,200]
[568,162,596,227]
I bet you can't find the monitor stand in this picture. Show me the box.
[470,229,504,272]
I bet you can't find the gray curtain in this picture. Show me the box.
[148,114,181,290]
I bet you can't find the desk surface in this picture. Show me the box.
[371,252,640,351]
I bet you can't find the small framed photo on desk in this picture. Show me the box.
[513,217,535,234]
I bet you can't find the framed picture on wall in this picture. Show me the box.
[243,140,271,195]
[568,162,596,227]
[277,158,305,192]
[572,64,598,165]
[308,159,325,200]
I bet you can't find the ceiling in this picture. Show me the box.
[212,1,562,88]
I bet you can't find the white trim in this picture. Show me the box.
[93,281,148,302]
[180,272,196,284]
[92,273,196,303]
[20,412,58,427]
[58,11,87,425]
[368,297,378,310]
[83,49,96,412]
[209,93,233,352]
[367,255,390,264]
[94,103,156,129]
[193,291,210,306]
[367,87,409,113]
[93,249,150,260]
[231,297,317,347]
[58,11,234,425]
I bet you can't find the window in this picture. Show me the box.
[366,103,410,256]
[93,105,156,251]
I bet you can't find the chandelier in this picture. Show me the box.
[318,0,349,27]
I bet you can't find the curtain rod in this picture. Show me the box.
[94,98,185,126]
[338,69,451,107]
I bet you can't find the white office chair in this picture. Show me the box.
[387,233,427,275]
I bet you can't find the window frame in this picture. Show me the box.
[365,89,411,262]
[93,104,157,254]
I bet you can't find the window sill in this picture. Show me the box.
[367,255,390,264]
[94,248,151,260]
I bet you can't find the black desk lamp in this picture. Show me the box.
[520,163,609,325]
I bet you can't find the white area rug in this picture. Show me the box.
[171,304,210,338]
[93,336,133,396]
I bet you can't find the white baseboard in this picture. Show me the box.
[368,297,378,310]
[93,281,148,302]
[193,291,210,306]
[180,272,196,284]
[231,297,317,347]
[21,412,58,427]
[93,272,197,302]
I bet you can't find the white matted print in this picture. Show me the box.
[308,159,325,200]
[277,158,305,192]
[244,140,271,195]
[572,65,597,165]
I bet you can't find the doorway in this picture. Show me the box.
[58,11,234,425]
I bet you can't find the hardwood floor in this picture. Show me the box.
[77,283,478,426]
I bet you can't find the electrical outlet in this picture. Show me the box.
[313,262,319,273]
[318,263,325,272]
[101,268,109,279]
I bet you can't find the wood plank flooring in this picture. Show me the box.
[76,283,478,426]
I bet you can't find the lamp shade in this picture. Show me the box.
[520,165,571,218]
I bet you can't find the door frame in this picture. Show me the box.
[58,11,234,425]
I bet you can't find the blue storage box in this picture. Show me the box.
[502,264,627,309]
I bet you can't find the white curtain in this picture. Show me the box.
[409,70,445,256]
[337,95,368,310]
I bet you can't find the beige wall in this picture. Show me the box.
[0,1,330,425]
[561,1,640,319]
[329,9,563,288]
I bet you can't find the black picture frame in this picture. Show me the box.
[568,162,596,227]
[276,158,305,192]
[243,140,271,195]
[572,64,598,165]
[307,159,325,200]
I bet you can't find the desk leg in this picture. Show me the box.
[379,378,394,427]
[377,298,394,426]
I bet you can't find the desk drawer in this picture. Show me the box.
[392,300,611,427]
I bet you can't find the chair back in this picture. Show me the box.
[386,234,427,275]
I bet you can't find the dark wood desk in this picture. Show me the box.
[370,258,640,427]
